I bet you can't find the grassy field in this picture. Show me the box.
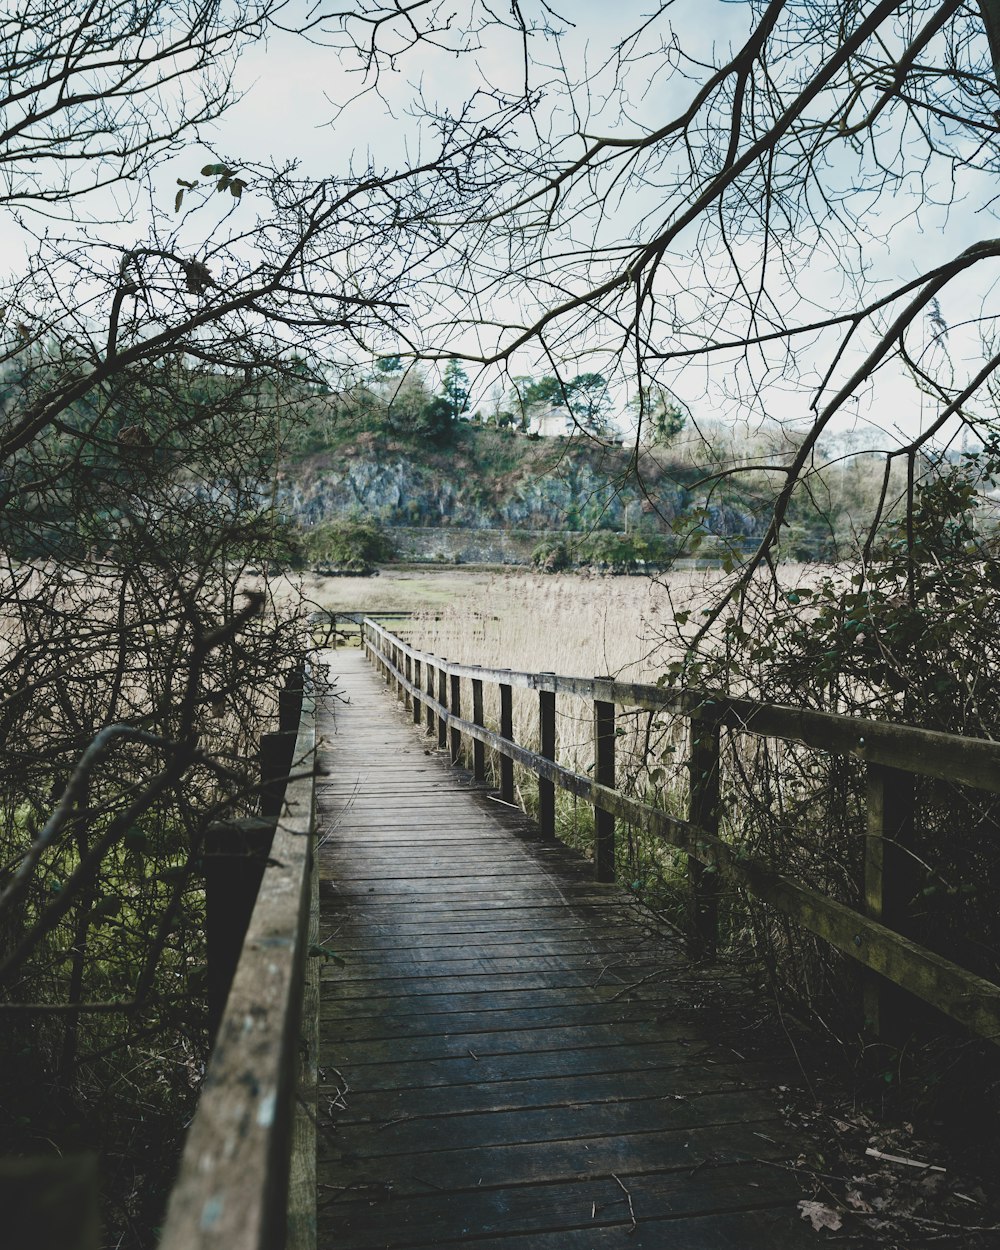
[295,565,729,681]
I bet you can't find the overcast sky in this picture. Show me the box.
[33,3,1000,450]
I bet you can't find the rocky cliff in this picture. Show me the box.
[276,432,761,540]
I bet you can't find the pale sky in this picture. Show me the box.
[14,2,1000,455]
[193,1,994,454]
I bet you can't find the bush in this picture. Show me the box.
[530,538,572,572]
[692,459,1000,1062]
[303,518,395,571]
[531,530,677,573]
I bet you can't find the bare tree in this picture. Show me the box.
[318,2,1000,584]
[0,5,535,1242]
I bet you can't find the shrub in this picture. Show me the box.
[303,518,395,571]
[530,538,572,572]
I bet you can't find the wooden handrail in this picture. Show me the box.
[363,618,1000,791]
[362,617,1000,1046]
[159,673,318,1250]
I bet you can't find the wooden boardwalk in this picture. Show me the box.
[315,649,815,1249]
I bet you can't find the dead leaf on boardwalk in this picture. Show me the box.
[798,1200,843,1231]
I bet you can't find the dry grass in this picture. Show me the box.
[293,565,734,679]
[285,567,496,615]
[335,569,729,870]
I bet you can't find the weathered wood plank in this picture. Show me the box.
[318,1160,804,1247]
[160,679,317,1250]
[319,1117,795,1186]
[320,1063,785,1128]
[287,804,320,1250]
[323,1207,809,1250]
[317,648,812,1250]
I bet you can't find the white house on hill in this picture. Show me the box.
[529,407,574,437]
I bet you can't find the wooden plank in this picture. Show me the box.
[324,985,668,1021]
[316,1042,742,1095]
[322,1120,795,1195]
[321,1061,784,1123]
[287,817,319,1250]
[317,648,813,1249]
[317,1161,803,1247]
[160,688,317,1250]
[320,1207,808,1250]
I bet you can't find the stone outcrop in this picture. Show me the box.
[276,449,759,540]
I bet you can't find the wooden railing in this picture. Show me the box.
[363,618,1000,1047]
[320,609,411,650]
[159,668,319,1250]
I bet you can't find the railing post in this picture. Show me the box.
[437,662,448,750]
[688,720,721,959]
[449,671,462,764]
[425,657,435,736]
[593,680,616,882]
[0,1155,100,1250]
[260,729,296,821]
[204,815,275,1036]
[412,657,423,724]
[404,654,413,712]
[864,763,916,1039]
[278,666,304,733]
[472,668,486,782]
[538,675,556,839]
[331,612,338,649]
[499,672,514,804]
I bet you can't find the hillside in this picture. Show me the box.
[277,425,769,562]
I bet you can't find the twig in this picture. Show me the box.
[611,1173,638,1234]
[607,967,669,1002]
[865,1146,945,1172]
